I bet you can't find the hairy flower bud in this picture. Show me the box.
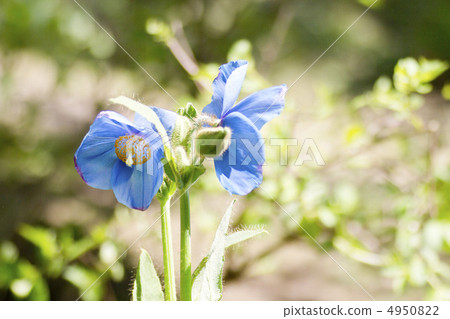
[194,126,232,158]
[173,146,190,168]
[195,114,221,128]
[172,116,194,149]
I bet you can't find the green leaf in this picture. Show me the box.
[132,249,164,301]
[28,277,50,301]
[11,279,33,298]
[163,159,177,182]
[63,238,96,262]
[145,18,173,43]
[157,176,177,201]
[225,228,267,248]
[63,265,104,301]
[393,57,448,94]
[191,200,236,301]
[227,39,254,64]
[177,103,198,119]
[182,163,206,186]
[442,82,450,100]
[15,260,50,301]
[409,255,427,287]
[109,96,170,147]
[417,57,449,83]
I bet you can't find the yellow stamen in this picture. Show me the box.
[115,135,151,165]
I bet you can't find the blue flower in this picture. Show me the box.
[202,60,287,195]
[74,111,165,211]
[134,106,178,137]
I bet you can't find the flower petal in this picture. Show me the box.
[74,111,140,189]
[91,111,138,136]
[214,112,265,195]
[228,84,287,130]
[202,60,248,118]
[134,106,178,136]
[111,150,164,211]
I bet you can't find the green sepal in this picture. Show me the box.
[157,176,176,202]
[177,103,198,119]
[194,127,231,158]
[163,159,177,182]
[181,164,206,187]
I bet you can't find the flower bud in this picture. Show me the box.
[172,116,193,149]
[173,146,190,168]
[195,114,220,127]
[194,127,232,157]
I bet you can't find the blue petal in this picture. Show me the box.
[134,106,178,136]
[228,85,287,130]
[90,111,138,137]
[74,111,140,189]
[214,112,265,195]
[202,60,248,118]
[111,144,164,211]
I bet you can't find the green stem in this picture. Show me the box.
[180,190,192,301]
[161,197,177,301]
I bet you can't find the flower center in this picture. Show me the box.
[115,135,151,166]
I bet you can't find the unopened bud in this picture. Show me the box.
[172,116,193,149]
[195,114,221,128]
[173,146,190,168]
[195,127,232,157]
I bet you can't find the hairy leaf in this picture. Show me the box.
[191,200,236,301]
[225,229,267,248]
[132,249,164,301]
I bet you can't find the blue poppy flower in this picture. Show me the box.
[74,111,165,211]
[202,60,287,195]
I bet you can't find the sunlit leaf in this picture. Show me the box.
[227,39,254,64]
[394,57,448,94]
[132,249,164,301]
[145,19,173,43]
[418,57,449,82]
[334,236,384,266]
[345,124,366,146]
[225,228,267,248]
[18,225,58,261]
[0,241,19,262]
[17,260,50,301]
[63,265,103,301]
[409,255,427,286]
[10,279,32,298]
[191,200,236,301]
[442,83,450,100]
[28,277,50,301]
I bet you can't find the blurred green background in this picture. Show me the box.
[1,0,450,300]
